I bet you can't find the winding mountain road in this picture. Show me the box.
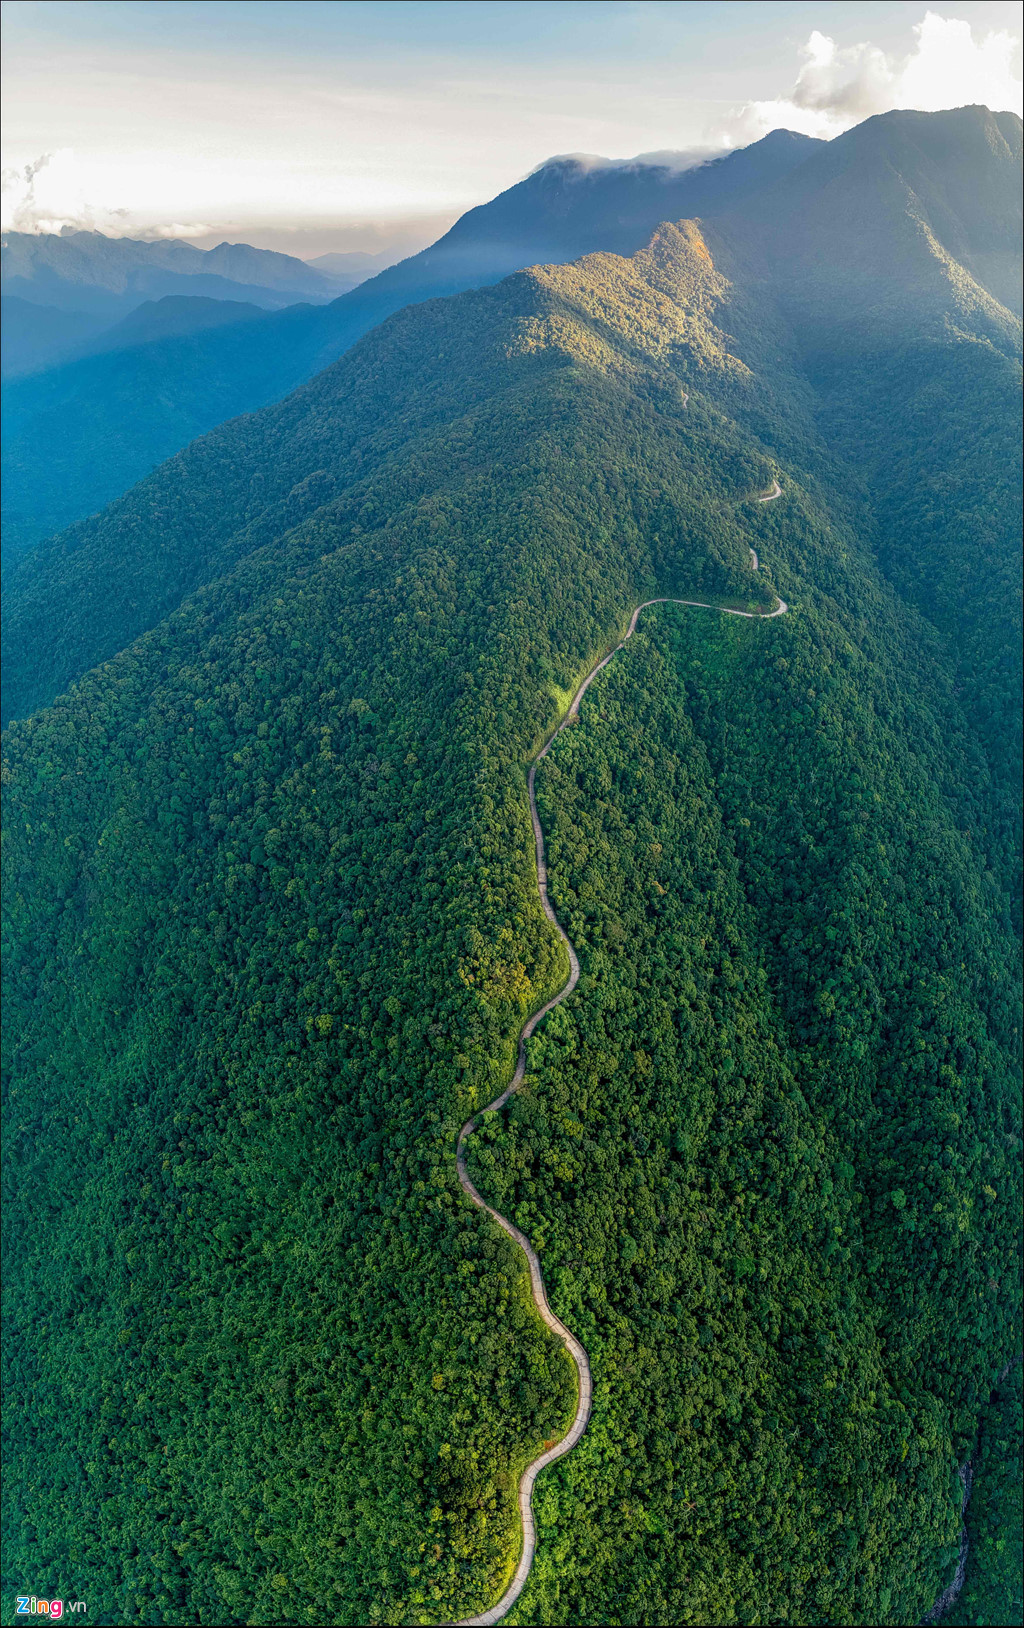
[453,483,785,1628]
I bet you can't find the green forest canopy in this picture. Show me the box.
[2,134,1021,1627]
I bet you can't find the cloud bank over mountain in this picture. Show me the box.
[443,12,1024,190]
[532,146,725,180]
[734,11,1023,142]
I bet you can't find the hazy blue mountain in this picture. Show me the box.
[1,227,349,315]
[306,248,404,275]
[1,293,265,379]
[0,130,820,555]
[329,129,821,310]
[81,294,265,352]
[199,240,350,297]
[0,295,111,377]
[305,247,409,291]
[2,264,324,318]
[0,226,346,307]
[715,105,1022,340]
[0,301,319,551]
[0,228,351,383]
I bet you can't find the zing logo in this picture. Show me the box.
[15,1600,87,1619]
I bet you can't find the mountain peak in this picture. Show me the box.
[712,102,1024,337]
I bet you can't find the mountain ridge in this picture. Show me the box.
[0,218,779,728]
[1,226,350,310]
[0,128,821,555]
[4,107,1020,732]
[5,109,1020,560]
[712,105,1023,344]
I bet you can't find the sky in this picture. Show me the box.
[2,1,1022,260]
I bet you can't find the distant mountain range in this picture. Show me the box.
[2,227,356,314]
[0,230,392,382]
[1,292,266,379]
[306,248,410,280]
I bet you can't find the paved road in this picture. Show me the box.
[453,484,785,1627]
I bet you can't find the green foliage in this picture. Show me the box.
[465,573,1020,1626]
[809,336,1023,928]
[2,177,1021,1628]
[2,226,778,1625]
[945,1366,1024,1628]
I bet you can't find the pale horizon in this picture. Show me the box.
[2,1,1022,261]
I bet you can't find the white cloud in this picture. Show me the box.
[1,147,105,234]
[534,144,726,179]
[138,222,216,241]
[901,11,1021,111]
[1,150,57,230]
[731,11,1023,143]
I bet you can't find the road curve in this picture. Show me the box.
[453,488,785,1628]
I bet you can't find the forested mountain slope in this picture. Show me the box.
[75,293,265,353]
[0,221,772,728]
[709,103,1024,927]
[717,106,1022,346]
[0,130,819,557]
[4,119,1022,1624]
[0,298,325,555]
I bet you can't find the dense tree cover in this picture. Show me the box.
[807,337,1023,932]
[464,507,1020,1625]
[2,226,777,1627]
[3,164,1021,1626]
[946,1364,1023,1627]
